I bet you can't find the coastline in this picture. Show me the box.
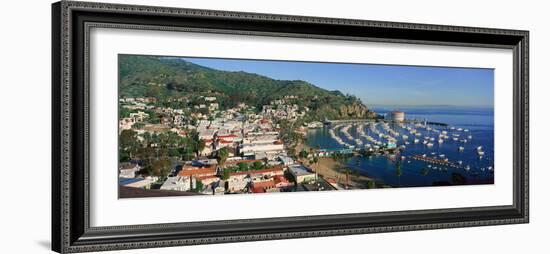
[295,139,381,189]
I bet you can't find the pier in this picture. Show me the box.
[324,118,448,127]
[409,154,463,169]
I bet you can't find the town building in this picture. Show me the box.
[177,165,217,178]
[119,163,140,178]
[289,164,317,183]
[119,177,157,189]
[160,176,195,192]
[386,110,405,122]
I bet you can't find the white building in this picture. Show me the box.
[289,164,316,183]
[129,111,149,122]
[386,110,405,122]
[119,163,140,178]
[198,129,217,140]
[160,176,195,192]
[278,155,295,166]
[121,177,156,189]
[119,117,135,131]
[240,143,284,156]
[226,174,250,193]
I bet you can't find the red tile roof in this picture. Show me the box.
[218,134,238,138]
[228,166,284,177]
[253,180,275,189]
[274,175,289,184]
[251,186,266,193]
[177,165,217,177]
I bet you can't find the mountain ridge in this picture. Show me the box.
[119,55,376,121]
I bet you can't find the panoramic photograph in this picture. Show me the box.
[117,54,494,198]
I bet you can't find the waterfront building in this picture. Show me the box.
[288,164,317,183]
[307,121,324,128]
[386,110,405,122]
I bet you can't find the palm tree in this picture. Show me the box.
[343,168,352,187]
[216,147,229,169]
[197,139,206,156]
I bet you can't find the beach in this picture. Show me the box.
[295,141,377,189]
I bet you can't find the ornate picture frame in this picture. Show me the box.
[52,1,529,253]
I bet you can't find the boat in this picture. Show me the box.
[452,137,459,141]
[438,139,444,143]
[414,138,420,144]
[458,146,464,152]
[477,150,485,156]
[426,143,434,148]
[464,165,471,171]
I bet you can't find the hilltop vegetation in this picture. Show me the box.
[119,55,377,120]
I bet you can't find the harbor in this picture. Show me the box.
[306,106,495,187]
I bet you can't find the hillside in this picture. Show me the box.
[119,55,377,120]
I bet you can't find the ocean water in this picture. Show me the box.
[306,106,494,187]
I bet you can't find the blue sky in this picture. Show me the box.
[181,57,494,108]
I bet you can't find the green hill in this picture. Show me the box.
[119,55,376,120]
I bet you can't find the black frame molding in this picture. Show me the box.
[52,1,529,253]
